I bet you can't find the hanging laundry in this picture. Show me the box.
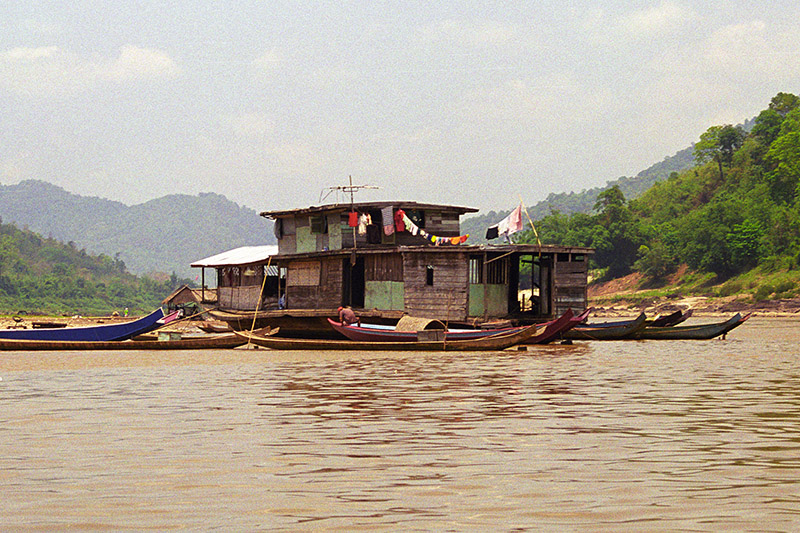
[403,214,421,235]
[487,203,524,241]
[358,214,369,235]
[381,206,394,235]
[408,223,469,245]
[348,211,359,227]
[394,209,406,232]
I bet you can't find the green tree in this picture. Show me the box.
[768,92,800,117]
[633,241,676,282]
[590,187,643,278]
[752,108,784,147]
[727,219,764,269]
[694,125,745,181]
[593,185,626,219]
[766,108,800,203]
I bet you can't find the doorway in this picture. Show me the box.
[342,256,365,308]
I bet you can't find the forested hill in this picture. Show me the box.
[517,92,800,300]
[461,146,695,241]
[0,181,273,278]
[0,220,178,315]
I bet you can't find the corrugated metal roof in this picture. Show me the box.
[190,245,279,268]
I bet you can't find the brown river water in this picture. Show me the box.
[1,317,799,531]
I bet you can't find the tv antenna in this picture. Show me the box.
[319,176,379,205]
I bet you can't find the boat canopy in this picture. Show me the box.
[394,316,447,331]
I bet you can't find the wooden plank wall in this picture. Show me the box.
[553,256,588,316]
[218,286,263,311]
[403,252,468,321]
[276,217,297,254]
[284,257,342,309]
[285,258,320,309]
[319,256,342,307]
[327,213,342,250]
[424,210,461,236]
[365,253,403,281]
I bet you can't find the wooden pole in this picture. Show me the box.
[247,257,272,348]
[519,194,541,256]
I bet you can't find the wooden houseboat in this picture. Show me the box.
[192,201,593,338]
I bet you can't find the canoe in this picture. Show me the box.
[570,308,693,329]
[234,323,541,351]
[197,321,233,334]
[631,313,751,340]
[565,312,648,341]
[327,317,527,342]
[646,310,680,327]
[209,308,404,339]
[0,308,178,342]
[0,332,247,351]
[667,308,693,326]
[646,309,693,327]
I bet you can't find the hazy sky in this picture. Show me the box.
[2,2,799,213]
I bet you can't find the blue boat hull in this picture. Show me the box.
[0,308,167,342]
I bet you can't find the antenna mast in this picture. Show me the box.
[319,176,379,205]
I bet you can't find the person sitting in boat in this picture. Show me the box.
[338,306,360,326]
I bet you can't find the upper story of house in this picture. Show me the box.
[260,201,479,256]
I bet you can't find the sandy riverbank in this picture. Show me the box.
[587,273,800,317]
[588,296,800,318]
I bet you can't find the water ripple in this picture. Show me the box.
[1,318,799,530]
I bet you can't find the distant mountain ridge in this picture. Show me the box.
[462,146,695,241]
[0,145,693,277]
[0,180,273,278]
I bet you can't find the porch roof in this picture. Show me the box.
[191,245,279,268]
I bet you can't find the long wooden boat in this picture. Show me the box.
[0,332,247,351]
[648,309,693,327]
[631,313,751,340]
[523,309,583,344]
[197,321,233,334]
[327,317,527,342]
[564,312,648,341]
[234,323,540,351]
[209,308,404,339]
[0,308,177,342]
[571,309,690,330]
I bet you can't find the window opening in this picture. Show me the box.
[310,215,328,234]
[469,256,483,284]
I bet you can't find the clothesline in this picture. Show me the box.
[347,208,469,245]
[401,212,469,245]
